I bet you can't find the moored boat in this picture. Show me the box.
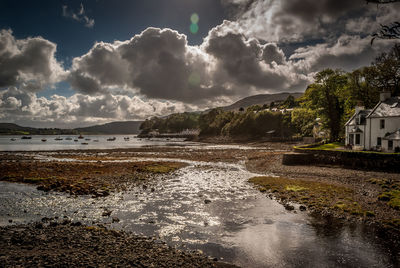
[78,135,84,139]
[41,138,47,142]
[21,136,32,139]
[107,137,116,141]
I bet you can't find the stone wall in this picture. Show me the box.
[283,148,400,173]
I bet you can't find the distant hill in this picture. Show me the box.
[75,121,142,134]
[0,121,143,135]
[0,123,34,135]
[221,92,303,111]
[0,123,33,131]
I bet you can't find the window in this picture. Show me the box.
[355,134,360,145]
[377,137,382,146]
[349,134,354,145]
[380,119,385,129]
[388,140,393,150]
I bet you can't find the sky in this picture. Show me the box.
[0,0,399,128]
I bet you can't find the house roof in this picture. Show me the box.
[367,96,400,118]
[345,109,371,126]
[384,129,400,140]
[348,127,363,133]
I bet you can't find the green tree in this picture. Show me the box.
[347,67,380,109]
[281,95,298,108]
[291,108,317,137]
[199,108,233,136]
[302,69,348,141]
[371,44,400,96]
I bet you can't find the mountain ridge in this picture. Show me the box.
[220,92,303,111]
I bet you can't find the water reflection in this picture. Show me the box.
[0,158,398,267]
[0,135,270,151]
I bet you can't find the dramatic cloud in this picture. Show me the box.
[220,0,400,42]
[68,27,313,104]
[1,1,399,127]
[0,87,196,128]
[62,3,95,28]
[68,27,235,103]
[0,29,65,92]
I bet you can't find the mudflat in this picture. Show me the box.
[0,142,399,266]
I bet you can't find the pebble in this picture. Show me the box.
[2,223,241,267]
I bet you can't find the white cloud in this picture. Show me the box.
[0,29,66,91]
[1,1,399,127]
[0,87,198,128]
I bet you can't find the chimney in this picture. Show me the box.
[380,91,391,102]
[355,101,364,114]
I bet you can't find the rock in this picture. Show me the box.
[151,188,155,192]
[41,217,51,222]
[8,219,12,223]
[62,219,71,225]
[204,199,212,204]
[71,221,82,226]
[102,210,112,217]
[299,205,307,211]
[284,204,295,211]
[112,217,120,223]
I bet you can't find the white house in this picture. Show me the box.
[345,92,400,152]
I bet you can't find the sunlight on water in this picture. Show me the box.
[0,157,397,267]
[0,135,272,151]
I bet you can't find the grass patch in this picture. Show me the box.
[311,142,343,150]
[379,190,400,210]
[132,162,186,174]
[295,143,400,155]
[370,178,400,210]
[249,176,365,215]
[286,185,307,192]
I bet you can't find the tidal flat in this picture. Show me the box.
[0,143,399,267]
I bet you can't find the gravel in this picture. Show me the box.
[0,222,238,267]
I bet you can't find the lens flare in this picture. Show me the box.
[190,23,199,34]
[190,13,199,24]
[188,72,201,86]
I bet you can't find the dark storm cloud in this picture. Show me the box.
[68,27,236,103]
[62,3,95,28]
[0,29,65,91]
[279,0,364,23]
[205,31,285,89]
[220,0,400,42]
